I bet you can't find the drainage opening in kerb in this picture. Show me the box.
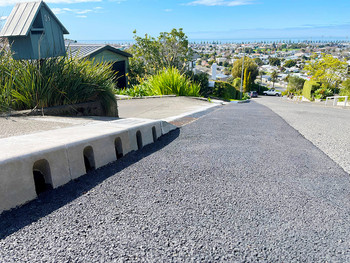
[115,137,123,159]
[136,130,143,150]
[33,159,53,195]
[152,126,157,142]
[83,146,96,172]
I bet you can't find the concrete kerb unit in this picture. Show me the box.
[0,118,177,214]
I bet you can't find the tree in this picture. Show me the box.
[246,71,252,92]
[243,68,248,92]
[304,53,348,88]
[284,59,297,68]
[129,28,192,79]
[271,70,278,89]
[254,57,263,66]
[269,57,281,66]
[245,47,254,54]
[208,59,215,66]
[231,56,258,88]
[287,76,305,93]
[127,55,147,87]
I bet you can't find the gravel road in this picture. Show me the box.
[255,97,350,174]
[1,102,350,262]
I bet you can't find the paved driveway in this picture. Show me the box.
[1,102,350,261]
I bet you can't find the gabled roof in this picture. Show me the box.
[66,44,132,59]
[0,1,69,37]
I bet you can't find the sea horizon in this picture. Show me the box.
[76,37,350,45]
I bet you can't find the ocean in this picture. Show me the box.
[77,37,350,45]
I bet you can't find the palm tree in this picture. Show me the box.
[271,70,278,89]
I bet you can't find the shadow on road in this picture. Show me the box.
[0,129,180,239]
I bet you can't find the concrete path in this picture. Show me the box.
[1,102,350,261]
[117,96,219,121]
[0,97,217,139]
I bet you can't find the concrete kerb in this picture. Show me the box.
[163,103,221,123]
[0,99,219,214]
[116,95,177,100]
[0,118,177,214]
[230,100,250,104]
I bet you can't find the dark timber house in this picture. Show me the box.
[67,44,132,89]
[0,1,69,60]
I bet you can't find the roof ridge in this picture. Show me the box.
[0,1,68,37]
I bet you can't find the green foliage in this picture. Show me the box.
[213,81,239,100]
[242,68,252,92]
[254,57,263,66]
[281,90,288,96]
[127,55,146,87]
[243,68,248,93]
[244,47,254,54]
[340,79,350,97]
[302,80,321,101]
[185,71,209,96]
[287,76,305,93]
[314,87,333,99]
[284,59,297,68]
[226,77,243,98]
[242,93,250,100]
[231,56,258,83]
[147,67,199,97]
[232,77,241,90]
[269,57,281,66]
[271,70,278,88]
[0,49,116,114]
[251,83,268,95]
[116,82,152,97]
[304,53,347,88]
[129,28,192,79]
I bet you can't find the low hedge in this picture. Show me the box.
[302,80,321,100]
[213,81,241,100]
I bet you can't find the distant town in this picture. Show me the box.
[189,41,350,90]
[69,39,350,91]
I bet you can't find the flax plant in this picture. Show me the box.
[147,67,200,97]
[0,49,117,114]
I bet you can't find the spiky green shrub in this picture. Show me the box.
[116,82,152,97]
[147,67,200,97]
[314,87,333,99]
[0,49,117,114]
[185,71,209,96]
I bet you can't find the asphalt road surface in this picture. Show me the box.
[1,101,350,262]
[255,96,350,175]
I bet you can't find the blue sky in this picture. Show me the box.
[1,0,350,41]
